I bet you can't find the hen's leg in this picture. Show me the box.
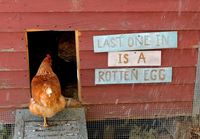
[43,117,49,127]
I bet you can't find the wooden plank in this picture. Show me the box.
[23,121,80,139]
[14,108,88,139]
[95,67,172,84]
[0,70,29,89]
[75,31,82,102]
[0,88,30,107]
[81,84,194,104]
[80,67,196,86]
[1,13,200,32]
[93,31,177,52]
[79,31,200,50]
[0,32,26,52]
[80,49,198,69]
[0,52,28,70]
[108,51,161,67]
[0,0,200,12]
[85,102,192,120]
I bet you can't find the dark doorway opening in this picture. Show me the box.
[27,31,78,99]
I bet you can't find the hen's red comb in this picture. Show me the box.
[46,54,51,58]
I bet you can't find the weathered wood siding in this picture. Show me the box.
[0,0,199,121]
[79,30,199,119]
[0,37,29,108]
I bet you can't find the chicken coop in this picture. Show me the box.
[0,0,200,138]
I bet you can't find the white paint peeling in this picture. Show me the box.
[126,108,131,117]
[0,68,11,71]
[144,104,149,110]
[0,48,14,52]
[71,0,83,11]
[115,99,119,104]
[178,0,183,16]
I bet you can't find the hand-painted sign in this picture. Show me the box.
[108,51,161,67]
[95,67,172,84]
[93,31,177,52]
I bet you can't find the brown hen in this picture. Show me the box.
[29,54,66,127]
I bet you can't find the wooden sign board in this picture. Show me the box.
[95,67,172,84]
[93,31,177,52]
[14,108,88,139]
[108,51,161,67]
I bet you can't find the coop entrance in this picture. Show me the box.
[27,31,78,99]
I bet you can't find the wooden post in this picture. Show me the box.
[193,47,200,116]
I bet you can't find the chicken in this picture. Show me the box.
[29,54,66,127]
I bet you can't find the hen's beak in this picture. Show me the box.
[43,117,49,127]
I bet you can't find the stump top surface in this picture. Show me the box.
[13,108,88,139]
